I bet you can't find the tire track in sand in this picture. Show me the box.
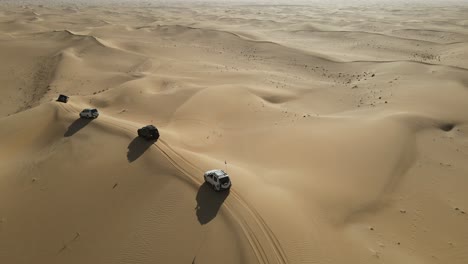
[57,102,288,264]
[155,138,288,264]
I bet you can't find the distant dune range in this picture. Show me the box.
[0,3,468,264]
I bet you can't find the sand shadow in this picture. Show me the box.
[64,118,93,137]
[195,182,230,225]
[127,136,156,162]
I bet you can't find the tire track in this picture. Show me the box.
[57,102,288,264]
[154,138,288,263]
[153,135,286,263]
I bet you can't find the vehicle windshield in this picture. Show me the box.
[215,170,226,177]
[91,109,97,113]
[219,177,230,184]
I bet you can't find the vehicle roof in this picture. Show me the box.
[83,108,97,111]
[144,125,157,130]
[206,169,229,178]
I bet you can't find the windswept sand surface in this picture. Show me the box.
[1,2,468,264]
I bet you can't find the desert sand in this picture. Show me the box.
[1,1,468,263]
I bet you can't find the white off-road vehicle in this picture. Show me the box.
[79,108,99,119]
[204,169,231,191]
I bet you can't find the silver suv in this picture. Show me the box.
[204,169,231,191]
[79,108,99,119]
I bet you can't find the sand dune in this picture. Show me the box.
[1,2,468,264]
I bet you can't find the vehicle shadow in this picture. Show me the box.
[64,118,93,137]
[195,182,230,225]
[127,136,156,162]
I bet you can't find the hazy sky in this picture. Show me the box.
[1,0,468,6]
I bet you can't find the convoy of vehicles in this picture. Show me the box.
[59,95,228,191]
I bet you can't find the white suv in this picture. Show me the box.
[204,169,231,191]
[79,108,99,119]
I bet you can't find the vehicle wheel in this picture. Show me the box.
[215,185,220,192]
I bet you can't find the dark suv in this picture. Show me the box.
[57,94,69,103]
[137,125,160,140]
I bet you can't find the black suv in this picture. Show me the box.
[137,125,160,140]
[57,94,69,103]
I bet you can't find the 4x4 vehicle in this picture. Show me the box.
[137,125,160,140]
[57,94,69,103]
[79,108,99,119]
[204,169,231,191]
